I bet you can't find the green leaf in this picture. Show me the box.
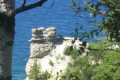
[72,0,76,6]
[90,13,93,16]
[115,9,120,12]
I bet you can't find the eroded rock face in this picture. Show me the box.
[29,27,56,58]
[25,27,85,80]
[29,27,56,42]
[30,42,53,58]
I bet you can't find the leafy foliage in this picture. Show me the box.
[28,61,51,80]
[60,0,120,79]
[49,60,54,66]
[60,40,120,80]
[91,50,120,80]
[63,46,82,57]
[71,0,120,42]
[60,56,94,80]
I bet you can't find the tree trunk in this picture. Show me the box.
[0,0,47,79]
[0,0,15,80]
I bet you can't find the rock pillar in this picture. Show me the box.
[29,27,56,58]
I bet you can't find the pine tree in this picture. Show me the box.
[71,0,120,42]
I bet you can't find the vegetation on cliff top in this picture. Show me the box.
[60,39,120,80]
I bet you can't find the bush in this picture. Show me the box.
[28,61,51,80]
[63,46,81,56]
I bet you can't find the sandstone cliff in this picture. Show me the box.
[25,27,85,80]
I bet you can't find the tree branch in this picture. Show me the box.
[85,3,109,16]
[49,0,55,8]
[13,0,47,15]
[22,0,27,7]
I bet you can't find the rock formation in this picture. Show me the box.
[25,27,85,80]
[28,27,56,58]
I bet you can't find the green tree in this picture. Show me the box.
[0,0,47,80]
[71,0,120,42]
[64,0,120,79]
[60,40,120,80]
[91,49,120,80]
[28,62,51,80]
[60,56,93,80]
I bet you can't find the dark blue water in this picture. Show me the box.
[12,0,103,80]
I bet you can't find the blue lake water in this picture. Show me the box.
[12,0,103,80]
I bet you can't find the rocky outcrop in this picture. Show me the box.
[25,27,85,80]
[29,27,56,42]
[29,27,56,58]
